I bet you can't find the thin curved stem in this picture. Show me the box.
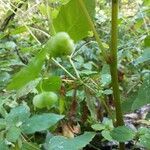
[46,0,56,36]
[68,56,81,79]
[52,58,76,80]
[78,0,109,62]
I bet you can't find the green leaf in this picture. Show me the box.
[138,127,150,149]
[101,130,113,141]
[45,132,95,150]
[122,93,137,113]
[53,0,96,42]
[0,140,9,150]
[138,127,150,136]
[103,89,113,95]
[92,118,113,132]
[100,64,111,86]
[143,0,150,6]
[16,78,41,98]
[102,118,114,130]
[10,26,27,35]
[4,41,16,50]
[132,75,150,110]
[37,76,62,92]
[0,119,6,130]
[0,72,10,88]
[7,49,46,90]
[144,35,150,48]
[6,126,21,142]
[91,124,105,131]
[5,105,30,126]
[101,74,111,86]
[110,126,135,142]
[21,113,64,134]
[134,48,150,65]
[139,133,150,149]
[85,93,97,120]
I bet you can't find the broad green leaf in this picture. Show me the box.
[138,127,150,135]
[6,126,21,142]
[0,119,6,130]
[102,118,114,130]
[101,64,110,74]
[22,113,64,134]
[91,118,114,132]
[139,133,150,149]
[91,124,105,131]
[110,126,135,142]
[45,132,95,150]
[132,75,150,110]
[122,93,137,113]
[37,76,62,92]
[101,130,113,141]
[7,49,46,90]
[0,140,9,150]
[4,41,16,50]
[16,78,41,98]
[0,106,7,118]
[101,74,111,86]
[134,48,150,65]
[5,105,30,126]
[53,0,96,42]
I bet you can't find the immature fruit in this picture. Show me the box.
[33,94,45,108]
[49,32,74,57]
[33,92,58,109]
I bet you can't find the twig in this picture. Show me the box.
[52,58,76,80]
[126,81,141,95]
[15,48,28,64]
[68,56,80,79]
[0,0,26,31]
[71,41,97,58]
[78,0,109,62]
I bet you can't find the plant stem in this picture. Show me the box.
[68,56,81,79]
[52,58,76,80]
[110,0,125,149]
[78,0,108,62]
[46,0,56,36]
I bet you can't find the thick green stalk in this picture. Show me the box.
[110,0,125,149]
